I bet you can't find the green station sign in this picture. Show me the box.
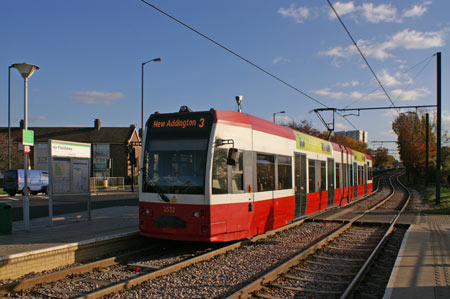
[22,129,34,146]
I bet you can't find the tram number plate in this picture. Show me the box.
[163,206,176,213]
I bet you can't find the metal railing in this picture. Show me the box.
[90,177,125,192]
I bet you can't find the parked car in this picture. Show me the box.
[4,169,49,196]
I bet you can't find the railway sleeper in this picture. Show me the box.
[269,283,342,295]
[360,291,380,299]
[327,246,373,252]
[126,263,161,272]
[251,292,283,299]
[283,274,350,284]
[330,242,378,248]
[293,267,355,276]
[314,255,365,262]
[78,277,112,287]
[305,260,360,268]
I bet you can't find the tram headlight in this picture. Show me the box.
[193,211,200,218]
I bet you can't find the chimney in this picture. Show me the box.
[94,119,101,131]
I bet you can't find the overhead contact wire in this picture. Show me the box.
[140,0,329,108]
[326,0,400,115]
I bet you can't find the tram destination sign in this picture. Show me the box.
[148,112,213,137]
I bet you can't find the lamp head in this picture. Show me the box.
[235,95,243,105]
[12,63,40,79]
[235,95,243,112]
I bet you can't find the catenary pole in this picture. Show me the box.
[436,52,441,205]
[425,113,429,186]
[7,66,12,170]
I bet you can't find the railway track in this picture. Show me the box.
[230,173,410,298]
[2,173,398,299]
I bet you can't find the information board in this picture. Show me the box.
[48,139,92,221]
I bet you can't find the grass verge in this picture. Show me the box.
[418,185,450,214]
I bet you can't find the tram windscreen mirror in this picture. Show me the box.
[227,148,238,166]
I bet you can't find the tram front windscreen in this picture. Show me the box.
[142,112,214,195]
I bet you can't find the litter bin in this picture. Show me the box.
[0,202,12,234]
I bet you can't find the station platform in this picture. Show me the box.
[1,197,450,298]
[0,204,140,280]
[384,214,450,299]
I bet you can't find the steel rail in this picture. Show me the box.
[227,173,397,299]
[1,178,381,298]
[0,244,160,295]
[0,257,118,295]
[341,173,411,298]
[76,183,381,298]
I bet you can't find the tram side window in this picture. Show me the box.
[350,164,353,186]
[336,163,341,189]
[320,161,326,190]
[257,154,275,192]
[212,149,228,194]
[308,160,316,193]
[343,163,347,187]
[358,166,363,185]
[277,155,292,190]
[231,151,244,192]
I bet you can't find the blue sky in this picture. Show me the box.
[1,1,449,158]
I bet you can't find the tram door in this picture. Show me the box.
[294,153,307,218]
[327,158,335,207]
[353,162,358,198]
[364,164,368,194]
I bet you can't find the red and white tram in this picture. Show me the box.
[139,107,373,242]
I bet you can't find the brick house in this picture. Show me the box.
[0,119,141,179]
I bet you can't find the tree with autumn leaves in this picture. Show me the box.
[372,147,396,168]
[392,112,436,182]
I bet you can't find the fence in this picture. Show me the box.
[90,177,125,192]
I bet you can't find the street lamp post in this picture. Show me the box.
[273,111,285,123]
[141,57,161,139]
[11,63,39,230]
[8,66,12,170]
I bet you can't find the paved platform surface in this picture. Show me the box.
[384,214,450,299]
[1,196,449,298]
[0,205,138,258]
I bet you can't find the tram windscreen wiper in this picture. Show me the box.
[149,180,170,203]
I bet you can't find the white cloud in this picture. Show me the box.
[320,28,446,62]
[272,56,290,65]
[386,28,445,50]
[72,90,125,105]
[360,3,399,24]
[275,115,294,124]
[314,86,430,102]
[390,88,431,101]
[29,116,47,122]
[314,88,348,100]
[381,130,397,137]
[377,69,413,87]
[442,110,450,131]
[335,122,350,130]
[278,4,310,23]
[286,2,430,25]
[403,4,429,18]
[383,110,399,118]
[319,44,355,59]
[328,1,356,18]
[336,80,359,87]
